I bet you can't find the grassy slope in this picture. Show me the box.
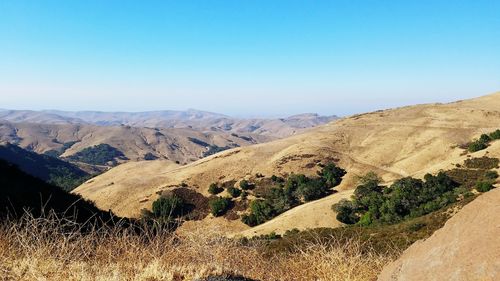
[75,92,500,236]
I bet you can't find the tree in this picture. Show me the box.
[333,199,359,224]
[468,140,488,152]
[296,179,329,201]
[317,163,346,187]
[490,129,500,140]
[247,200,275,225]
[479,134,492,143]
[209,197,230,216]
[152,195,185,219]
[208,183,223,195]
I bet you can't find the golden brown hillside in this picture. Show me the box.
[74,92,500,234]
[0,122,270,165]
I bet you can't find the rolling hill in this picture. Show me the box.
[74,92,500,235]
[0,121,269,166]
[0,109,338,138]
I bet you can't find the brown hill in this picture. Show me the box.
[74,92,500,234]
[378,187,500,281]
[0,109,338,139]
[0,121,269,165]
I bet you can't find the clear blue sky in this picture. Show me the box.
[0,1,499,117]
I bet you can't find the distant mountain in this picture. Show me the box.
[0,143,90,191]
[0,109,338,138]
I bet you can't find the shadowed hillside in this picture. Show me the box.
[0,159,115,224]
[0,143,90,191]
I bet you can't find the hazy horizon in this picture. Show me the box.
[1,1,499,117]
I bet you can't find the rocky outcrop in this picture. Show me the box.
[378,188,500,281]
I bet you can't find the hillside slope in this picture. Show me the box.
[75,92,500,230]
[0,122,268,165]
[0,159,116,225]
[0,143,90,191]
[378,187,500,281]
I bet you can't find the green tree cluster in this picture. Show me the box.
[151,195,186,219]
[242,163,346,226]
[467,129,500,152]
[333,172,467,225]
[209,197,231,217]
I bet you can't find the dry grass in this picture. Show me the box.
[0,213,391,281]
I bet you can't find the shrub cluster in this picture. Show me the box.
[475,181,494,192]
[242,163,346,226]
[151,195,186,220]
[67,144,128,166]
[209,197,231,217]
[333,172,470,226]
[467,129,500,152]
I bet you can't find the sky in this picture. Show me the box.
[0,1,499,117]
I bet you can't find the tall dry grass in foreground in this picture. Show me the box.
[0,214,391,281]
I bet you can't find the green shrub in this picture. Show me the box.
[317,163,347,187]
[241,200,276,226]
[335,172,461,226]
[271,175,284,183]
[479,134,492,143]
[239,180,253,190]
[241,214,258,226]
[466,130,500,152]
[209,197,231,216]
[475,181,494,192]
[468,140,488,152]
[296,179,329,201]
[490,129,500,140]
[484,170,499,180]
[240,191,248,199]
[208,183,223,195]
[333,199,359,224]
[227,186,242,198]
[152,195,185,219]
